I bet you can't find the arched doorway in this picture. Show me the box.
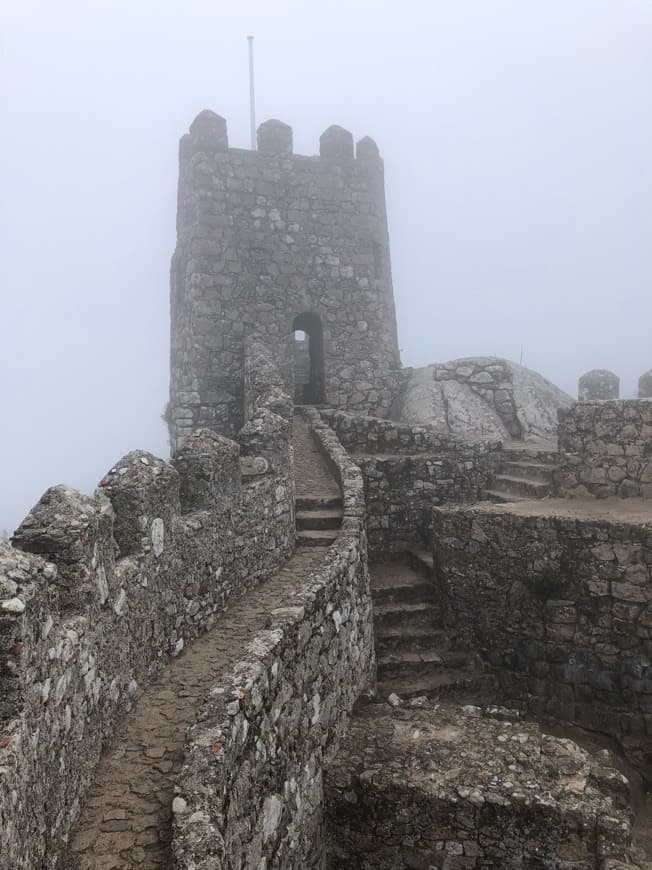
[292,313,326,405]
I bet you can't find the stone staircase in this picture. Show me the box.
[484,445,560,504]
[372,552,494,702]
[293,413,343,547]
[296,495,342,547]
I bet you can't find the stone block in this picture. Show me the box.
[257,119,292,155]
[639,370,652,399]
[13,485,115,610]
[172,429,241,514]
[578,370,619,401]
[98,451,180,558]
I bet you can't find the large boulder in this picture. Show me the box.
[399,357,572,442]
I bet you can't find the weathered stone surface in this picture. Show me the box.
[398,357,572,442]
[325,701,634,869]
[556,399,652,499]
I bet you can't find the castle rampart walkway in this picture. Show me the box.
[66,417,339,869]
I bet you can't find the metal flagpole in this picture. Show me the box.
[247,35,256,150]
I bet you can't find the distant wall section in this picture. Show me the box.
[556,400,652,499]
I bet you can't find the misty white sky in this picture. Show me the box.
[1,0,651,533]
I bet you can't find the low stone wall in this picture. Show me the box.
[172,411,374,869]
[320,407,458,454]
[0,344,295,868]
[432,503,652,777]
[321,409,496,557]
[359,451,495,558]
[556,400,652,498]
[325,701,634,869]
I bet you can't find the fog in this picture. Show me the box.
[1,0,651,534]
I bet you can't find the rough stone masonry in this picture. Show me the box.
[169,111,402,446]
[2,107,651,870]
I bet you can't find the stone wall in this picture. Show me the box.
[432,503,652,777]
[320,408,453,454]
[325,701,634,869]
[556,400,652,498]
[169,110,403,446]
[0,344,295,868]
[431,357,523,438]
[172,410,374,869]
[322,409,497,557]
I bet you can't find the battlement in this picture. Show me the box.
[180,109,383,163]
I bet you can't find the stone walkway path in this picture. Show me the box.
[67,548,323,869]
[293,413,341,502]
[66,417,336,869]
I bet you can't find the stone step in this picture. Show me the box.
[495,446,561,465]
[501,460,558,483]
[296,509,342,531]
[371,571,434,606]
[296,530,337,547]
[373,601,440,628]
[483,489,527,504]
[377,669,496,702]
[375,624,451,653]
[296,495,342,512]
[493,475,551,499]
[405,549,434,578]
[377,648,477,679]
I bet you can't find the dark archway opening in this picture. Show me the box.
[292,313,326,405]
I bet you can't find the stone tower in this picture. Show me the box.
[169,111,401,446]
